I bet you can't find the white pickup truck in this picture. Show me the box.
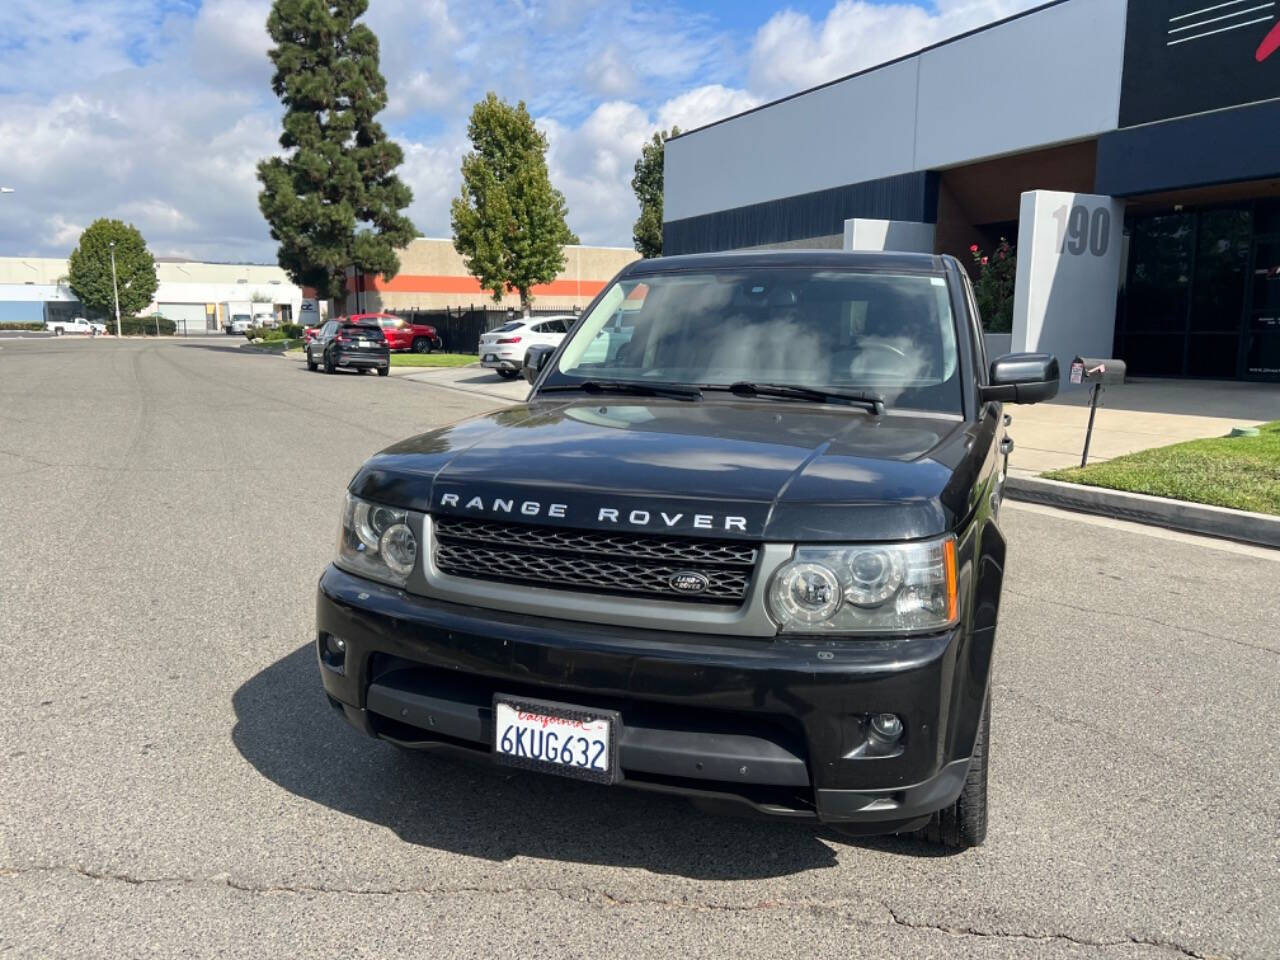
[46,317,107,336]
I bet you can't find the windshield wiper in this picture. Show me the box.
[710,381,885,415]
[539,380,703,401]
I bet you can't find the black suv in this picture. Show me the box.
[315,251,1058,848]
[307,319,390,376]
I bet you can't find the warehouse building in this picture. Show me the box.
[345,237,639,315]
[0,257,306,333]
[663,0,1280,382]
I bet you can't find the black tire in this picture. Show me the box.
[377,365,390,377]
[323,351,335,375]
[54,328,64,336]
[921,693,989,848]
[306,350,318,371]
[496,368,519,380]
[411,337,433,354]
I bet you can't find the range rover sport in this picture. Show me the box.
[314,250,1059,848]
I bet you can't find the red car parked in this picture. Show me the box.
[305,314,442,353]
[356,313,443,353]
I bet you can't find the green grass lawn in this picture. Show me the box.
[1043,421,1280,516]
[389,353,476,368]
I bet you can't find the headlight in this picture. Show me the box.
[767,536,957,634]
[335,493,417,587]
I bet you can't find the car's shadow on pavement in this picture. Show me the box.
[232,644,947,878]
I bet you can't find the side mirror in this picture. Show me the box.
[524,344,555,384]
[981,353,1060,405]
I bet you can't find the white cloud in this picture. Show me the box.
[750,0,1038,98]
[0,0,1037,261]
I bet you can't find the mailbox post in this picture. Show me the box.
[1071,356,1126,468]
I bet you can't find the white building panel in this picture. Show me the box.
[913,0,1126,171]
[664,58,920,222]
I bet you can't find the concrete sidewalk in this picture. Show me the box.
[1006,378,1279,475]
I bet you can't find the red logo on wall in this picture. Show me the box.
[1258,22,1280,61]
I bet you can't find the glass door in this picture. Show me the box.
[1117,205,1253,378]
[1245,239,1280,381]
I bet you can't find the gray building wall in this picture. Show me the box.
[664,0,1129,251]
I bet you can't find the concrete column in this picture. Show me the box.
[843,218,936,253]
[1011,190,1124,383]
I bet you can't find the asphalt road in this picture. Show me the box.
[1,338,1276,959]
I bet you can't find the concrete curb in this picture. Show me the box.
[1004,475,1280,549]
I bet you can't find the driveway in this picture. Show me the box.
[1,338,1276,959]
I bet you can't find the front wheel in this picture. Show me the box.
[54,328,64,336]
[921,693,989,848]
[377,365,390,377]
[411,337,433,354]
[323,351,335,375]
[496,368,519,380]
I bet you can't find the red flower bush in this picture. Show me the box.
[969,238,1016,334]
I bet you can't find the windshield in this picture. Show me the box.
[550,268,962,413]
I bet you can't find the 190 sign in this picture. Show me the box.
[1052,204,1111,257]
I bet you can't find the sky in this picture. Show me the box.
[0,0,1038,264]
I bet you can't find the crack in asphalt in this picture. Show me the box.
[1004,589,1280,659]
[881,904,1213,959]
[2,865,1225,958]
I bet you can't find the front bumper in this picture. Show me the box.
[316,564,973,826]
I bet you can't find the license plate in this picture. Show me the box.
[493,696,619,784]
[358,339,371,347]
[483,353,497,362]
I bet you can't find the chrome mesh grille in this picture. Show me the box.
[432,517,758,603]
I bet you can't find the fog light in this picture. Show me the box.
[321,634,347,673]
[869,713,903,744]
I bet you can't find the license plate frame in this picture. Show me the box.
[483,353,497,362]
[492,695,620,785]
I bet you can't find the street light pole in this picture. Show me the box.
[109,240,122,338]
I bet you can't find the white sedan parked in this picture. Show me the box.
[479,316,573,379]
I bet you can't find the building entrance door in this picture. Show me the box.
[1117,205,1253,378]
[1245,238,1280,381]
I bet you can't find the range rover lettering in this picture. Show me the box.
[315,250,1059,848]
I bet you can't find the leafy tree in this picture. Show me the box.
[631,127,677,258]
[451,93,579,312]
[257,0,417,304]
[67,220,157,321]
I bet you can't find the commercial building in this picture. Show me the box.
[0,257,306,333]
[345,237,639,315]
[664,0,1280,382]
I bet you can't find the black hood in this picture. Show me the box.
[350,399,987,542]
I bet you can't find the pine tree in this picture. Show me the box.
[451,93,579,312]
[68,219,157,320]
[257,0,417,304]
[631,127,677,258]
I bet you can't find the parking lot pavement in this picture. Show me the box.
[398,362,530,401]
[1,338,1277,959]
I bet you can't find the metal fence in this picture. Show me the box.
[385,305,581,354]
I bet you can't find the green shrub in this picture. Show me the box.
[969,239,1016,334]
[244,326,287,341]
[2,322,48,331]
[121,316,177,336]
[280,323,304,338]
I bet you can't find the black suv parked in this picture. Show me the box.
[315,251,1059,848]
[306,319,390,376]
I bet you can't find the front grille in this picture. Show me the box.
[433,517,759,603]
